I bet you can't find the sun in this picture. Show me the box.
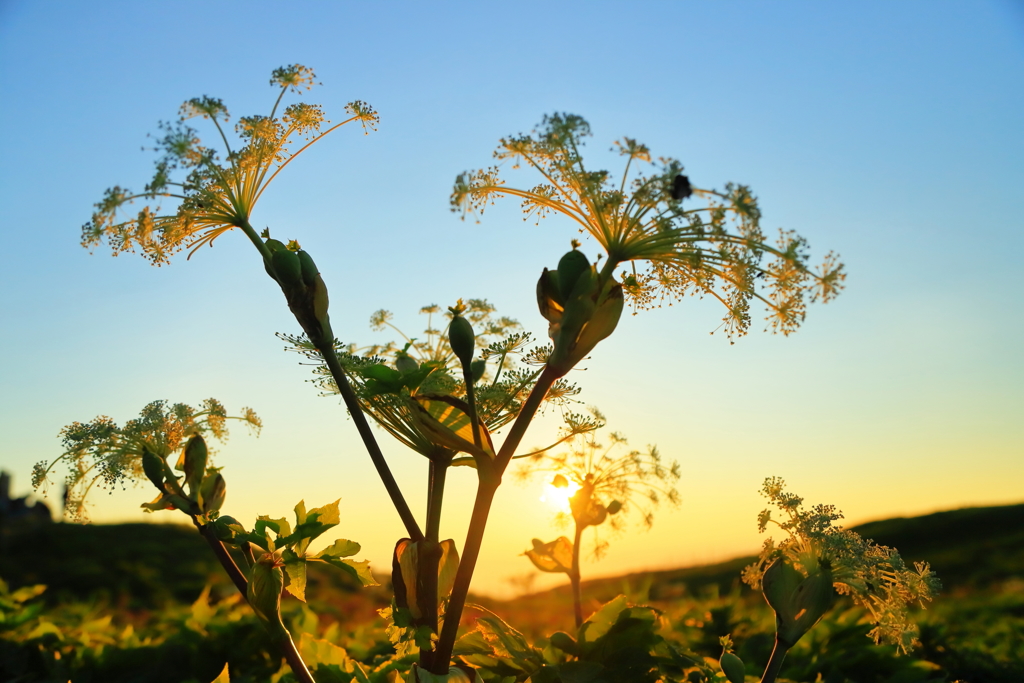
[539,475,580,513]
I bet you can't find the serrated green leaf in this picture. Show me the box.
[316,538,361,560]
[280,499,341,553]
[256,516,291,539]
[310,556,378,586]
[299,632,354,667]
[283,548,308,602]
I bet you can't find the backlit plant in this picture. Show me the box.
[28,64,943,683]
[521,418,681,627]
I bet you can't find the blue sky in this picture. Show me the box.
[1,0,1022,597]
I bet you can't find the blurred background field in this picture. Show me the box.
[2,500,1022,682]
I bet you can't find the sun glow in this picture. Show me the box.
[539,479,580,513]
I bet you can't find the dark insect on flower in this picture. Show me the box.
[671,174,692,201]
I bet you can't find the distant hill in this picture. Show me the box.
[472,502,1024,627]
[1,503,1021,611]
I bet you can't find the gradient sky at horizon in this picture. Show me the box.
[1,1,1022,598]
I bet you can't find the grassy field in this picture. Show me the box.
[1,503,1021,682]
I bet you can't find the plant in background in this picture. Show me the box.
[62,66,849,680]
[521,418,681,627]
[35,399,378,683]
[31,399,260,522]
[737,477,941,683]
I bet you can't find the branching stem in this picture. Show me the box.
[192,519,316,683]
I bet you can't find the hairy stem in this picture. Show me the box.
[193,520,315,683]
[760,636,790,683]
[571,522,584,629]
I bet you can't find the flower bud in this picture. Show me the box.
[470,358,486,383]
[248,551,286,631]
[199,471,226,515]
[762,558,836,646]
[271,248,303,288]
[556,248,591,302]
[141,446,166,491]
[177,435,208,497]
[296,250,319,288]
[448,315,475,368]
[606,500,623,515]
[396,353,419,374]
[719,652,745,683]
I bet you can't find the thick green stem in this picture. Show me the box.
[760,636,791,683]
[431,368,559,672]
[495,366,558,469]
[193,519,316,683]
[430,478,499,673]
[571,523,584,629]
[319,341,424,541]
[426,460,448,542]
[418,461,449,671]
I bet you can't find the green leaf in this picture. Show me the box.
[315,538,361,560]
[299,632,355,667]
[255,516,291,539]
[310,556,379,586]
[283,547,308,602]
[279,499,341,553]
[579,595,628,644]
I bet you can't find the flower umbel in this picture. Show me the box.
[81,65,378,264]
[519,412,681,557]
[452,114,845,337]
[742,477,941,653]
[32,399,260,522]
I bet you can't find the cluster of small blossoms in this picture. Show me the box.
[742,477,941,653]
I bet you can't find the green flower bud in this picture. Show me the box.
[396,353,419,374]
[141,446,166,491]
[762,558,836,646]
[264,238,288,253]
[296,250,319,288]
[470,358,486,383]
[448,315,475,368]
[177,435,208,497]
[312,273,330,330]
[248,551,286,632]
[719,652,745,683]
[536,268,564,323]
[271,248,303,288]
[557,248,591,302]
[199,471,226,515]
[606,500,623,515]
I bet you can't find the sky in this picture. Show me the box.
[1,1,1022,599]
